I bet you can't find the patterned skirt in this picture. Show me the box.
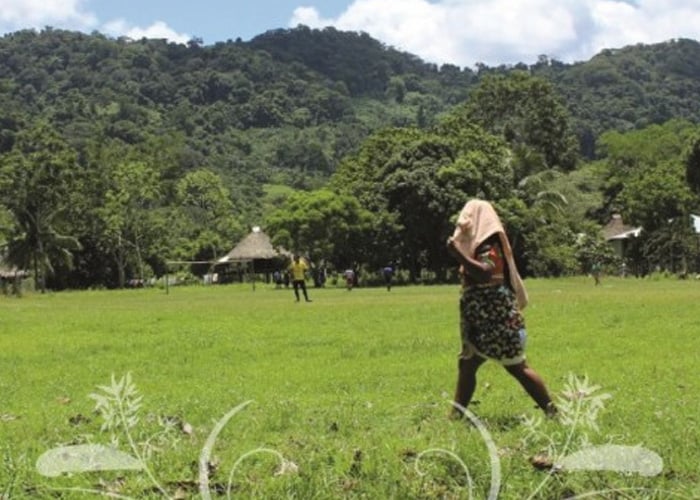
[459,284,526,365]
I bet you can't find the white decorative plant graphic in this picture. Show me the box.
[443,373,667,499]
[35,373,296,498]
[35,373,668,498]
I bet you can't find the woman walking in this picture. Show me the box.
[446,199,556,417]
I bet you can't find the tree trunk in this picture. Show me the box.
[36,237,46,293]
[114,244,127,288]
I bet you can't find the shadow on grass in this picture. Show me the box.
[482,414,523,432]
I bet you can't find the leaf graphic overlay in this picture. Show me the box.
[36,444,144,477]
[556,444,663,476]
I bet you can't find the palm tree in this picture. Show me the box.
[517,169,569,222]
[0,121,81,292]
[4,207,81,292]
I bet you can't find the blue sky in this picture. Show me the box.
[90,0,349,44]
[2,0,700,68]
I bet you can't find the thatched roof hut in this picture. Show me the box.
[217,227,291,263]
[215,227,290,285]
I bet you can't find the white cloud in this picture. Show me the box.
[291,6,327,27]
[290,0,700,67]
[102,19,190,43]
[585,0,700,58]
[0,0,189,44]
[0,0,97,30]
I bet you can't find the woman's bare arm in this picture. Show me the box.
[446,237,493,283]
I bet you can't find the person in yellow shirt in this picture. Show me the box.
[288,255,312,302]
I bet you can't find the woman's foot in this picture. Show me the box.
[448,407,465,421]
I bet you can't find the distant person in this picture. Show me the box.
[591,261,602,285]
[313,265,327,288]
[446,199,556,419]
[382,264,394,291]
[344,268,355,291]
[273,270,282,289]
[288,255,312,302]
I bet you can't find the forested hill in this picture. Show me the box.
[528,38,700,157]
[250,30,700,158]
[3,26,700,289]
[2,27,700,175]
[247,25,475,100]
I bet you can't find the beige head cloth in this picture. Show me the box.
[451,199,528,309]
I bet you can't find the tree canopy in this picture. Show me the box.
[2,27,700,287]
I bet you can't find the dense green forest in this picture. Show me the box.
[1,26,700,290]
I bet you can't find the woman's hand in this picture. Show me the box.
[446,236,493,283]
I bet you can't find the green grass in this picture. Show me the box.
[1,277,699,498]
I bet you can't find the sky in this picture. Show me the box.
[2,0,700,68]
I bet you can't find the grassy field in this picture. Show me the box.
[1,277,699,499]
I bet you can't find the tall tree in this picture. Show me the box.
[0,121,81,291]
[461,71,579,176]
[684,130,700,199]
[331,121,515,280]
[174,168,243,263]
[96,160,161,288]
[598,119,697,213]
[264,189,374,269]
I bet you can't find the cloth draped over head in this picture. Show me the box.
[451,199,528,309]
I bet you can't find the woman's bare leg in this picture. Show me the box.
[453,355,486,415]
[504,361,556,415]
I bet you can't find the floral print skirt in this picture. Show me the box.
[459,284,526,365]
